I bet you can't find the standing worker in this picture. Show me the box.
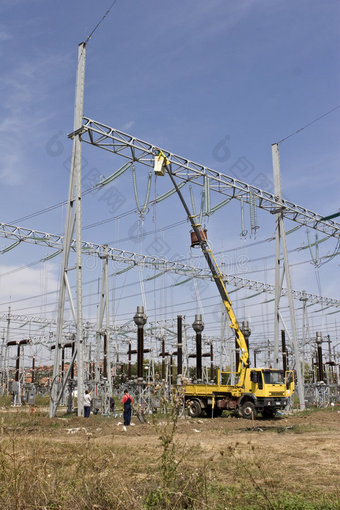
[109,395,115,414]
[84,389,92,418]
[121,389,133,427]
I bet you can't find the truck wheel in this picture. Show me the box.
[240,401,257,420]
[188,399,202,418]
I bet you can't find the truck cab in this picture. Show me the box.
[241,368,295,418]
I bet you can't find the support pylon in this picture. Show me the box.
[50,42,86,418]
[272,143,305,410]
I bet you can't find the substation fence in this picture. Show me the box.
[304,382,340,407]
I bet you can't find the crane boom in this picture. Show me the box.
[153,155,294,420]
[166,167,249,376]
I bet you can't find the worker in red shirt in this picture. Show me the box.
[121,389,133,426]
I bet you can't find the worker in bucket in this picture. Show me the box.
[121,389,133,426]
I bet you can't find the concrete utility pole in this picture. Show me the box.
[272,143,305,410]
[50,42,86,418]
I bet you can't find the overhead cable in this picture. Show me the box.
[278,104,340,144]
[84,0,118,45]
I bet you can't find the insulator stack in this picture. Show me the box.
[316,331,324,382]
[192,314,204,381]
[133,306,147,383]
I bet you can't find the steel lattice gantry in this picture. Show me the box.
[49,42,86,418]
[0,312,76,330]
[78,117,340,239]
[0,221,339,309]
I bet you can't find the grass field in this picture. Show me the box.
[0,404,339,509]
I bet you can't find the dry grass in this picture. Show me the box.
[0,406,339,509]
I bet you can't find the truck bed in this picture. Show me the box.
[184,383,243,398]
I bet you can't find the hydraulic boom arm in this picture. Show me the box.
[165,165,249,376]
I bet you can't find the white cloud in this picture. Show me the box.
[122,120,135,131]
[0,262,59,309]
[0,154,21,185]
[0,53,71,186]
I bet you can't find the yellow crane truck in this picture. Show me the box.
[184,367,294,419]
[155,152,295,419]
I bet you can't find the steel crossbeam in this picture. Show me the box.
[223,275,339,307]
[0,222,207,277]
[0,221,339,308]
[0,312,72,329]
[79,117,340,239]
[0,312,177,334]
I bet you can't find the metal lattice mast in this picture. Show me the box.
[95,251,106,384]
[219,302,227,372]
[104,248,112,391]
[5,308,11,392]
[219,263,227,372]
[0,330,5,390]
[300,290,311,380]
[2,307,11,391]
[272,143,305,410]
[95,246,111,389]
[50,42,86,418]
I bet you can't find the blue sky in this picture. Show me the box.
[0,0,339,367]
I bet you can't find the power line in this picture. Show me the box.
[0,259,43,277]
[9,200,68,225]
[105,219,187,245]
[278,104,340,144]
[9,184,98,225]
[84,0,118,45]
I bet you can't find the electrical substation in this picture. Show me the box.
[1,23,340,422]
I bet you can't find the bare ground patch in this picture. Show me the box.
[0,407,339,509]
